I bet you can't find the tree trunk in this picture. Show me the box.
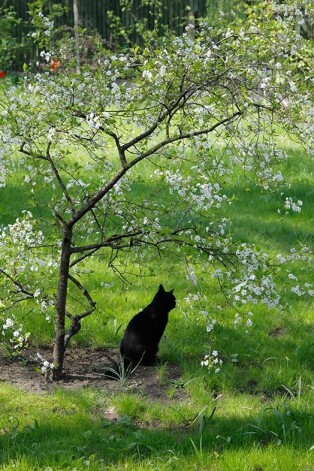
[73,0,81,74]
[52,225,72,380]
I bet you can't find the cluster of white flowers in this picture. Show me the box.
[201,350,223,373]
[1,316,26,351]
[206,317,217,333]
[274,1,310,27]
[32,12,54,37]
[231,144,288,189]
[0,209,58,337]
[186,265,198,287]
[86,113,101,130]
[184,292,202,304]
[284,197,303,213]
[40,50,52,63]
[1,212,44,248]
[277,246,312,265]
[209,243,287,311]
[2,317,14,330]
[47,127,55,142]
[0,133,17,188]
[36,352,54,375]
[191,182,227,211]
[142,69,153,81]
[162,169,189,196]
[0,155,7,188]
[234,311,253,330]
[156,166,228,213]
[100,282,112,288]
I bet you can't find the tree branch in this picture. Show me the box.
[105,129,128,168]
[63,273,96,349]
[68,273,96,310]
[128,110,244,167]
[19,142,48,161]
[70,247,100,268]
[70,230,144,254]
[68,166,129,227]
[0,268,34,299]
[19,141,76,216]
[45,143,76,214]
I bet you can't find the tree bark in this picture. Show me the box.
[52,225,73,380]
[73,0,81,73]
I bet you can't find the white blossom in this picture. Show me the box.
[142,69,153,81]
[284,197,303,213]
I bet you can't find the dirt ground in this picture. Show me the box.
[0,345,184,402]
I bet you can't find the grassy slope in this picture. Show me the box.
[0,144,313,470]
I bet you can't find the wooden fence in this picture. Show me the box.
[8,0,314,45]
[9,0,209,44]
[5,0,249,70]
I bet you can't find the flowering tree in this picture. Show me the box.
[0,0,313,379]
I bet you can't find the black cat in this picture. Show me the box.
[105,284,176,378]
[120,284,176,367]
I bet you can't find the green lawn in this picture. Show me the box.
[0,143,313,470]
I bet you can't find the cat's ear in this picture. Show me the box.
[169,289,175,294]
[158,284,165,292]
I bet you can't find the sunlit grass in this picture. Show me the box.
[0,382,312,470]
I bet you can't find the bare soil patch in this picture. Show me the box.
[0,346,184,402]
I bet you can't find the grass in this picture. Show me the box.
[0,141,313,470]
[0,384,312,470]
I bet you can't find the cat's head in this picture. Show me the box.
[154,284,176,310]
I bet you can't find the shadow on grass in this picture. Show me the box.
[175,310,313,394]
[0,395,312,469]
[0,181,57,226]
[219,179,314,252]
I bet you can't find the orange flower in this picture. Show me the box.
[51,59,61,72]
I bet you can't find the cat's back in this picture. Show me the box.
[124,304,158,333]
